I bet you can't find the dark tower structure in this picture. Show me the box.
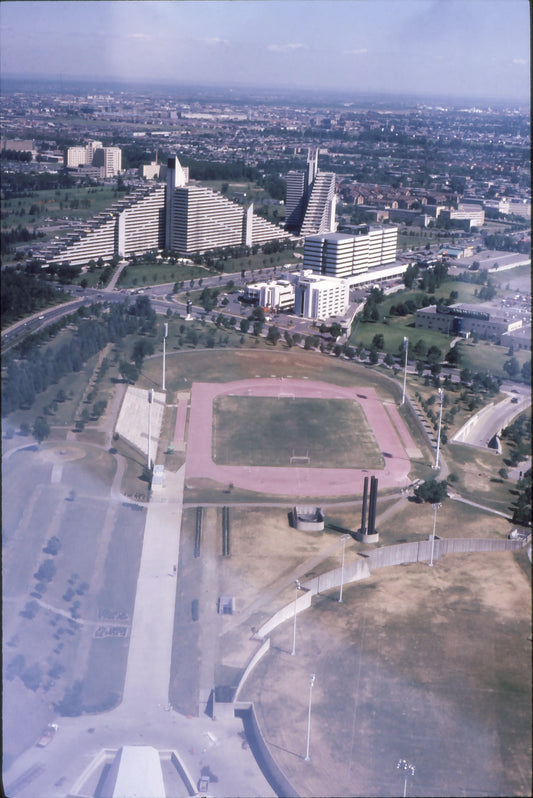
[357,476,379,542]
[360,476,369,535]
[368,476,378,536]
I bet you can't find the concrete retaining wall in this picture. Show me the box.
[255,590,312,640]
[234,703,300,798]
[169,750,197,796]
[234,637,271,702]
[302,557,371,596]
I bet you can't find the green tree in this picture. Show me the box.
[35,559,57,582]
[372,333,384,350]
[368,347,379,365]
[414,479,448,504]
[119,361,139,384]
[503,357,520,378]
[266,325,281,346]
[32,416,50,445]
[403,263,419,288]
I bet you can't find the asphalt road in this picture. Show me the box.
[452,384,531,448]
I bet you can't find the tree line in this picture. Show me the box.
[1,270,64,325]
[1,297,156,416]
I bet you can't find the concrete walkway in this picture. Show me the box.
[121,467,185,710]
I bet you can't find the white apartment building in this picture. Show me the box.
[165,156,290,255]
[37,185,165,266]
[65,140,121,177]
[294,271,349,320]
[38,154,291,266]
[303,226,398,282]
[93,146,122,178]
[285,148,336,236]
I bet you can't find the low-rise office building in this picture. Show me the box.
[415,302,524,341]
[294,271,349,320]
[245,279,295,310]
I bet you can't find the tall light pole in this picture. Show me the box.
[162,322,168,391]
[338,534,350,603]
[433,387,444,470]
[396,759,415,798]
[429,502,441,567]
[291,579,301,656]
[147,388,153,469]
[401,336,409,406]
[304,673,316,762]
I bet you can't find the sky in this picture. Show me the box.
[0,0,530,101]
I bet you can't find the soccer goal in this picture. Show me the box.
[290,447,310,465]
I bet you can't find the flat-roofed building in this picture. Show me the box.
[294,271,349,320]
[303,226,398,279]
[415,303,524,341]
[245,279,295,310]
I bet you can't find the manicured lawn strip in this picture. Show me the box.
[117,262,209,288]
[213,395,384,469]
[446,442,519,514]
[455,340,530,380]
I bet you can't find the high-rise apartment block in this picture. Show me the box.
[66,140,122,177]
[165,157,290,254]
[285,148,336,236]
[302,226,398,282]
[37,156,290,266]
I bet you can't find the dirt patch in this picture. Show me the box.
[240,550,531,797]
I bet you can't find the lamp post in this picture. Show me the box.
[291,579,301,656]
[162,322,168,391]
[401,336,409,406]
[304,673,316,762]
[433,387,444,470]
[147,388,153,469]
[429,502,441,567]
[396,759,415,798]
[338,534,350,603]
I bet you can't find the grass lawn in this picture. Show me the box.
[1,187,122,234]
[240,543,530,797]
[455,340,530,381]
[212,396,384,469]
[116,261,209,288]
[349,277,512,356]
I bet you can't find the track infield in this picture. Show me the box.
[185,378,415,497]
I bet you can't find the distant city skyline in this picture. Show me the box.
[0,0,530,103]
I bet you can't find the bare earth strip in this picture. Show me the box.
[186,378,412,496]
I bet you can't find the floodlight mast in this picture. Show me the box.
[291,579,301,656]
[162,323,168,391]
[338,535,350,602]
[304,673,316,761]
[147,388,153,469]
[401,336,409,406]
[396,759,415,798]
[433,387,444,470]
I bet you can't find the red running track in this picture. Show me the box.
[185,378,413,498]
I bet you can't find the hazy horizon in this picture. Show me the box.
[0,0,530,104]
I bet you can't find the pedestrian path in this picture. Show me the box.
[121,466,185,709]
